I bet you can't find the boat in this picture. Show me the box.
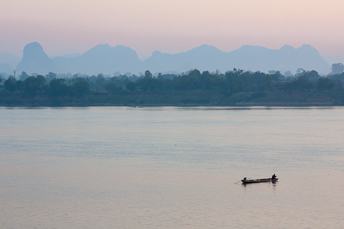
[241,177,278,185]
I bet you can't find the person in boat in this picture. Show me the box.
[243,177,247,182]
[272,174,277,180]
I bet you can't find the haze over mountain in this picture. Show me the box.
[53,44,142,75]
[0,53,19,74]
[146,44,329,74]
[17,42,54,74]
[9,42,331,75]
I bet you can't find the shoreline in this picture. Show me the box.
[0,103,341,108]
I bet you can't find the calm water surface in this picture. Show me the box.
[1,107,344,228]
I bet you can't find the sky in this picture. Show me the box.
[1,0,344,60]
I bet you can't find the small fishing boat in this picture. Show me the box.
[241,175,278,185]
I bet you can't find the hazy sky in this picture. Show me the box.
[1,0,344,59]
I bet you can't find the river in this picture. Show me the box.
[1,107,344,228]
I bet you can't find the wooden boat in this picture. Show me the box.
[241,177,278,185]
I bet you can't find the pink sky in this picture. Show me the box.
[1,0,344,59]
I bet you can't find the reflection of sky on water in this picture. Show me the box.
[1,107,344,228]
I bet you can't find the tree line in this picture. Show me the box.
[1,69,344,106]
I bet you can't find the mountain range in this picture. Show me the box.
[1,42,331,75]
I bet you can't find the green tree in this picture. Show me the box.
[23,76,47,95]
[4,77,18,92]
[71,78,90,97]
[317,78,334,91]
[49,79,69,96]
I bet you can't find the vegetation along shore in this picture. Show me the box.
[1,69,344,107]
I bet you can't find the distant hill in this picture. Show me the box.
[145,44,329,73]
[15,42,330,75]
[53,44,142,74]
[17,42,54,74]
[145,45,228,73]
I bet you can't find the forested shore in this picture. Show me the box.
[1,69,344,106]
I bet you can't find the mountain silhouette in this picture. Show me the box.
[145,44,329,73]
[17,42,54,74]
[224,44,329,73]
[145,45,228,73]
[15,42,330,74]
[53,44,142,74]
